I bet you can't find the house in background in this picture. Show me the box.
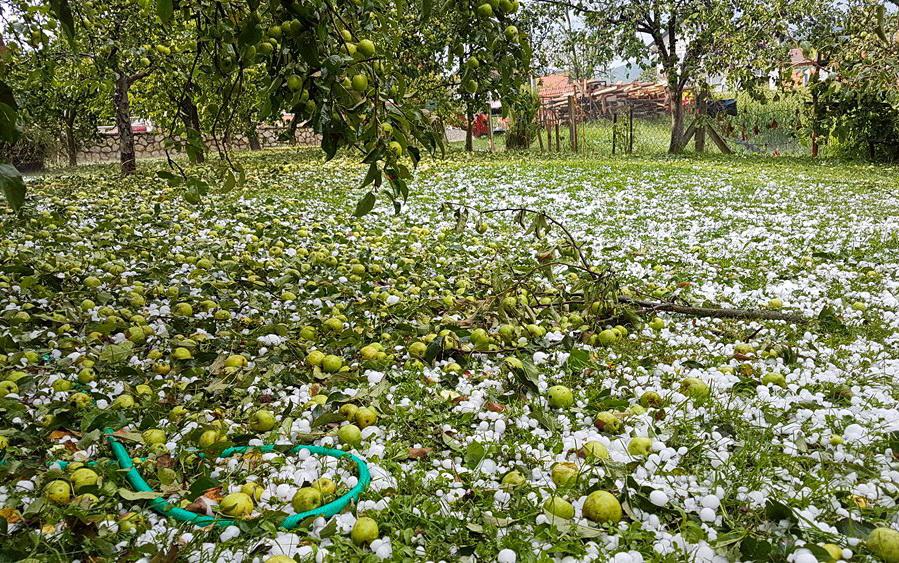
[788,47,829,86]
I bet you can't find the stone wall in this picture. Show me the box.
[67,125,320,165]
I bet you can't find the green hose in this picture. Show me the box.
[61,428,371,529]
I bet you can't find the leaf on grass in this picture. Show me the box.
[818,305,847,334]
[118,488,162,501]
[713,531,746,547]
[739,537,773,561]
[530,407,558,432]
[318,518,338,538]
[311,411,344,428]
[442,432,463,452]
[188,476,219,501]
[764,499,796,523]
[99,341,134,364]
[482,513,514,527]
[463,440,486,468]
[407,447,432,459]
[835,517,874,539]
[424,336,444,363]
[465,522,484,533]
[546,512,604,537]
[566,348,591,372]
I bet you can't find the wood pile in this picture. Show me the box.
[541,80,673,121]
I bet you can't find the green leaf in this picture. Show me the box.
[0,164,26,212]
[875,4,887,42]
[835,517,874,539]
[421,0,433,22]
[0,102,18,143]
[740,537,772,561]
[441,432,464,452]
[764,499,795,523]
[464,440,486,468]
[118,488,162,501]
[424,336,444,363]
[817,305,847,335]
[519,357,541,389]
[353,191,376,217]
[222,171,236,193]
[361,162,381,189]
[157,0,174,23]
[156,170,183,186]
[565,348,590,372]
[188,475,219,501]
[99,341,134,364]
[49,0,76,46]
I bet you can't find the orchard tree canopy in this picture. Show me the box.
[161,0,531,213]
[0,0,532,212]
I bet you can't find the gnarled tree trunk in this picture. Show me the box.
[114,74,136,175]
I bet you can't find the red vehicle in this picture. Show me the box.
[470,113,508,137]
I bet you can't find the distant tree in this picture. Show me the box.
[551,0,803,153]
[7,40,106,166]
[637,65,659,83]
[63,0,166,175]
[526,4,612,80]
[819,0,899,160]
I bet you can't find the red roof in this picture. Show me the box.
[537,73,575,99]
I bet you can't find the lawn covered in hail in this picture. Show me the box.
[1,149,898,563]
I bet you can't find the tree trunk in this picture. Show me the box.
[179,95,205,164]
[465,109,474,152]
[695,86,706,153]
[247,119,262,151]
[287,113,300,146]
[668,85,685,154]
[114,74,136,175]
[64,110,77,167]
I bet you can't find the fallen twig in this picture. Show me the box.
[620,297,807,323]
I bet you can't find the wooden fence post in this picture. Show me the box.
[612,112,617,155]
[695,87,706,153]
[568,95,577,152]
[628,106,634,154]
[555,122,561,152]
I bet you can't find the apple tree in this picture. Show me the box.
[1,0,82,210]
[558,0,806,153]
[3,38,107,167]
[159,0,531,211]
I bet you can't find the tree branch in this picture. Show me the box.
[620,297,807,323]
[127,68,154,85]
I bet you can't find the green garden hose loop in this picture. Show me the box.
[67,428,370,529]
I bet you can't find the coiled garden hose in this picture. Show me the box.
[58,428,371,529]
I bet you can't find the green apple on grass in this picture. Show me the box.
[351,516,379,545]
[547,385,574,408]
[583,490,622,523]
